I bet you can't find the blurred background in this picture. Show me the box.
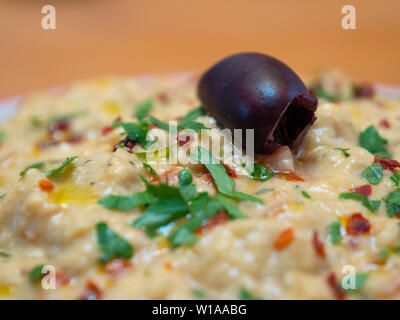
[0,0,399,99]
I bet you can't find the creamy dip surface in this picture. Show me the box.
[0,72,400,300]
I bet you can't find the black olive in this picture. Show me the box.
[198,52,318,154]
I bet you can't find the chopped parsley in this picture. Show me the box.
[135,100,153,120]
[0,194,6,200]
[342,273,369,293]
[0,250,10,258]
[44,156,77,178]
[20,162,46,177]
[334,147,350,158]
[251,164,274,181]
[301,190,311,199]
[384,189,400,217]
[29,264,45,281]
[361,198,381,212]
[362,163,383,185]
[192,147,262,204]
[359,126,391,159]
[390,173,400,187]
[168,195,222,247]
[143,107,208,132]
[339,192,365,201]
[238,288,262,300]
[0,131,5,141]
[254,188,274,195]
[329,220,341,244]
[96,222,134,263]
[192,288,206,299]
[48,110,88,123]
[215,194,245,219]
[378,248,390,261]
[339,191,380,212]
[98,191,157,211]
[112,121,154,149]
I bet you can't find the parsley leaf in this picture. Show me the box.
[339,191,380,213]
[251,164,274,181]
[135,100,153,120]
[390,173,400,187]
[343,273,369,293]
[178,121,208,132]
[254,188,274,195]
[0,250,10,258]
[329,220,341,244]
[146,115,170,131]
[192,147,262,204]
[362,163,383,185]
[132,199,188,237]
[339,192,365,201]
[168,196,221,247]
[360,126,391,159]
[96,222,133,263]
[361,198,381,212]
[0,131,5,141]
[29,264,45,281]
[301,190,311,199]
[239,288,262,300]
[215,193,245,219]
[48,110,88,123]
[20,162,46,177]
[384,189,400,217]
[98,191,157,211]
[0,194,6,200]
[178,169,197,201]
[378,248,390,261]
[44,156,77,178]
[178,107,205,125]
[334,147,350,158]
[113,121,153,149]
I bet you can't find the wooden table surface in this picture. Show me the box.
[0,0,399,99]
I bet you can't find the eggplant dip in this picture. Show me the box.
[0,53,400,300]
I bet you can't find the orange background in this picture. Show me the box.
[0,0,399,99]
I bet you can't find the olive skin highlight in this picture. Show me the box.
[198,52,318,154]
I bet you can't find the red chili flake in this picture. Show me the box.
[37,139,59,150]
[195,212,229,235]
[47,119,71,135]
[152,169,179,184]
[326,272,346,300]
[354,84,374,98]
[113,137,138,153]
[101,126,114,136]
[104,259,132,277]
[277,172,304,182]
[66,132,84,144]
[349,184,372,197]
[157,92,168,103]
[79,280,103,300]
[312,230,326,259]
[164,261,173,271]
[56,271,71,286]
[346,213,371,236]
[177,133,193,146]
[38,179,54,192]
[273,228,295,250]
[222,163,237,178]
[379,119,391,129]
[374,156,400,171]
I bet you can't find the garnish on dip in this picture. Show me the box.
[198,52,318,154]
